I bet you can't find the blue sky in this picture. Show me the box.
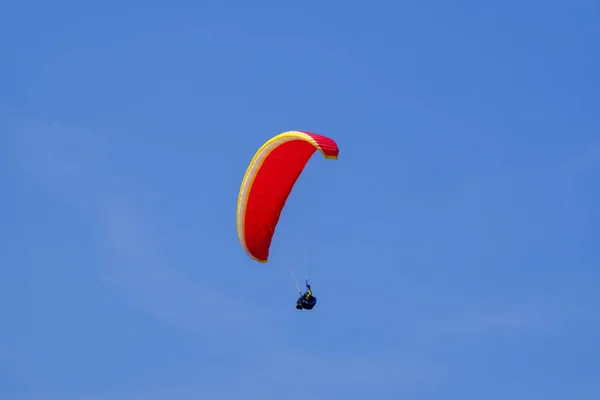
[1,0,599,399]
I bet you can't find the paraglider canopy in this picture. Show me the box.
[236,131,339,263]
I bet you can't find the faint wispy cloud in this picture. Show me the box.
[99,199,290,352]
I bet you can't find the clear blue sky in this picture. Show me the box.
[1,0,599,399]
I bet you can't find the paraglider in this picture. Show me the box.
[296,281,316,310]
[236,130,339,310]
